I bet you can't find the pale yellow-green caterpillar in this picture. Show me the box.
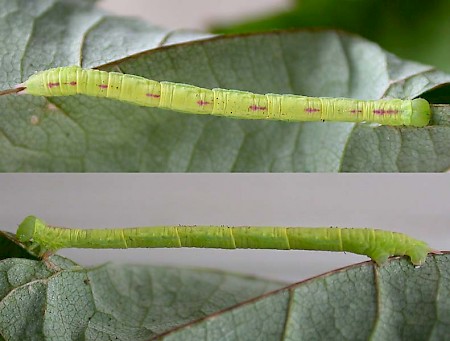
[19,66,431,127]
[16,216,439,266]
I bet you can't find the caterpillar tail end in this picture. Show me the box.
[14,83,27,94]
[370,242,438,267]
[407,244,438,267]
[410,98,431,127]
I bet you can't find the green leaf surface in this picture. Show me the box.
[163,255,450,341]
[0,255,285,341]
[1,0,450,172]
[0,230,448,340]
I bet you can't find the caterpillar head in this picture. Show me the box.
[410,98,431,127]
[16,215,44,242]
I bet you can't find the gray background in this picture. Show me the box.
[1,174,448,283]
[98,0,291,30]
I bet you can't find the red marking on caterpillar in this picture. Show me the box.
[373,109,398,115]
[146,93,161,98]
[350,109,362,114]
[47,82,60,88]
[249,105,267,111]
[305,107,320,113]
[197,100,211,106]
[98,84,108,89]
[63,81,77,86]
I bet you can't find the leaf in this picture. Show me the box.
[163,254,450,341]
[0,238,448,340]
[0,255,285,341]
[1,0,450,171]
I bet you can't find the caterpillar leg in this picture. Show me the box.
[368,251,390,266]
[410,249,443,266]
[406,245,441,266]
[367,247,438,267]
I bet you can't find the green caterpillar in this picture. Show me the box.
[16,216,436,266]
[19,66,431,127]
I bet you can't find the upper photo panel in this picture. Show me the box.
[1,0,449,172]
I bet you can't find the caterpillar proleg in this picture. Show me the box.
[16,216,437,266]
[19,66,431,127]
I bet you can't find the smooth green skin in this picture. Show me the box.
[410,98,432,127]
[22,66,431,127]
[16,216,433,265]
